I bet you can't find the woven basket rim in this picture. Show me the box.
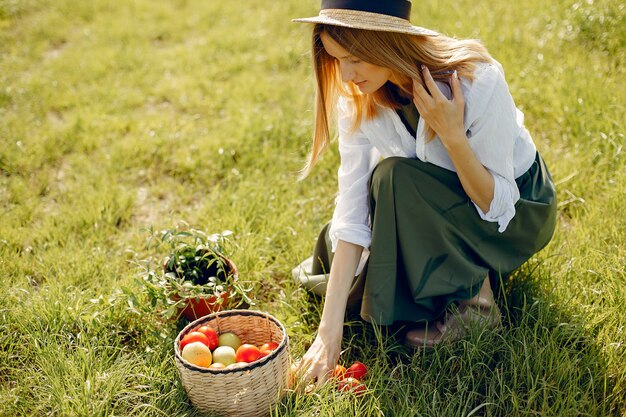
[174,309,288,374]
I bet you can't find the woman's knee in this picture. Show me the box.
[370,157,413,190]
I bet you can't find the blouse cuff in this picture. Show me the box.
[473,171,518,233]
[329,223,372,252]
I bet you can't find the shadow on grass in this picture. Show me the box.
[278,267,622,417]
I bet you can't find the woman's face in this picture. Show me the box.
[320,31,392,94]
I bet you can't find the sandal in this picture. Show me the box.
[404,321,447,349]
[405,299,502,349]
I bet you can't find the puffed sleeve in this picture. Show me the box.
[328,97,381,251]
[464,63,524,232]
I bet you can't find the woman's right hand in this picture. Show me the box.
[294,331,342,389]
[292,239,363,390]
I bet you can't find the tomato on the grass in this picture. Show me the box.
[337,377,366,395]
[332,364,347,380]
[346,361,367,380]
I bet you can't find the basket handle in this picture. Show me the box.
[265,316,273,343]
[215,314,222,334]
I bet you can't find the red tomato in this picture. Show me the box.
[180,331,210,351]
[332,364,347,380]
[259,341,279,357]
[235,344,262,363]
[346,361,367,380]
[195,325,219,350]
[337,377,366,396]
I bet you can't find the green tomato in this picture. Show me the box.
[212,345,236,366]
[218,332,242,350]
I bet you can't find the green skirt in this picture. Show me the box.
[307,153,557,325]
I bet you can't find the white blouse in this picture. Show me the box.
[328,61,537,252]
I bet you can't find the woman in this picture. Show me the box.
[291,0,557,386]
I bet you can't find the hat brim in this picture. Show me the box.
[292,9,438,37]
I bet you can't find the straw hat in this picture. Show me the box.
[292,0,438,37]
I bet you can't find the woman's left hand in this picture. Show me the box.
[412,66,466,147]
[413,66,495,212]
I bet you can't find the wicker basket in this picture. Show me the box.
[174,310,290,417]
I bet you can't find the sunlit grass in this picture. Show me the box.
[1,0,624,416]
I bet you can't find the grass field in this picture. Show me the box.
[0,0,624,416]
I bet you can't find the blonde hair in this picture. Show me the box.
[300,24,494,178]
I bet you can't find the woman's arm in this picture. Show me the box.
[412,66,494,212]
[295,239,363,387]
[441,134,494,212]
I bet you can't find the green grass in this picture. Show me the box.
[1,0,624,416]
